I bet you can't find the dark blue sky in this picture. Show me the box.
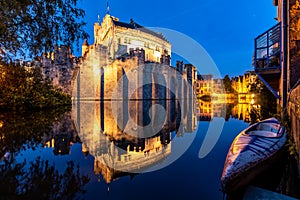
[78,0,277,77]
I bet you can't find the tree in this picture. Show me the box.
[0,109,89,198]
[0,62,71,109]
[248,77,277,122]
[0,157,90,199]
[0,0,88,60]
[223,75,235,93]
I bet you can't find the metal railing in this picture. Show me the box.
[254,23,281,70]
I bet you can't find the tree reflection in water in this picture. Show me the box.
[248,77,277,124]
[0,108,89,199]
[0,157,89,199]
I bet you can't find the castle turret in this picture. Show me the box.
[82,39,89,57]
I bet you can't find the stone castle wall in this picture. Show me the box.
[72,45,195,101]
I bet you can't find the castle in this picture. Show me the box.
[82,14,171,64]
[41,46,79,94]
[71,13,198,182]
[72,13,197,101]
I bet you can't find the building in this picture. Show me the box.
[83,14,171,63]
[254,0,300,103]
[274,0,300,172]
[231,71,256,94]
[274,0,300,90]
[41,46,78,94]
[73,13,198,101]
[184,64,197,89]
[196,74,213,97]
[212,78,224,95]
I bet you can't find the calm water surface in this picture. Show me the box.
[0,100,286,199]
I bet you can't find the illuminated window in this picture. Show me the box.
[144,42,149,48]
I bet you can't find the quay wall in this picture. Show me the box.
[288,84,300,169]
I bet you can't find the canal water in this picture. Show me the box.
[0,100,295,199]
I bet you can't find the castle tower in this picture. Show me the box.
[82,39,89,57]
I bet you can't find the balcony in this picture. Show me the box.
[254,22,281,73]
[253,23,281,99]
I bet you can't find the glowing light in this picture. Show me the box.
[93,65,100,75]
[154,50,161,58]
[250,99,255,104]
[251,93,255,98]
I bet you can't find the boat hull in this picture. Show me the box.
[221,118,287,193]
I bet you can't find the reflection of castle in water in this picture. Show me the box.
[43,113,80,155]
[72,99,197,183]
[40,101,254,160]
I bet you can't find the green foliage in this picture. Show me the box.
[0,0,88,60]
[0,62,71,110]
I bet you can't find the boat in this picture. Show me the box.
[221,117,287,193]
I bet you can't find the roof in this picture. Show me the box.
[112,19,169,43]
